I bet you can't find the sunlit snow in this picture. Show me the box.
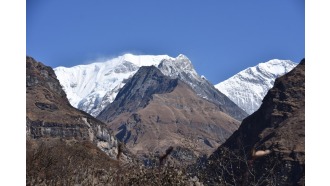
[215,59,297,114]
[54,54,174,116]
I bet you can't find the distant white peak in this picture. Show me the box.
[121,53,174,67]
[214,58,297,114]
[176,54,189,59]
[158,54,200,81]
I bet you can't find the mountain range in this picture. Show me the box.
[26,55,243,184]
[26,53,304,185]
[53,54,300,162]
[55,54,248,121]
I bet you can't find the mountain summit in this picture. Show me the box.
[158,55,248,120]
[215,59,297,114]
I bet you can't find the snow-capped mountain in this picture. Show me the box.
[55,53,247,121]
[215,59,297,115]
[54,54,174,116]
[158,54,248,121]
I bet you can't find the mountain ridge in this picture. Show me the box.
[55,53,248,121]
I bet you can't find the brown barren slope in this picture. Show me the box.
[26,56,124,185]
[199,59,305,186]
[98,66,240,163]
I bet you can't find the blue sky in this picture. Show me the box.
[27,0,305,84]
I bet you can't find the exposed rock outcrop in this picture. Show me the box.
[26,56,120,157]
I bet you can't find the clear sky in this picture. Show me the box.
[27,0,305,84]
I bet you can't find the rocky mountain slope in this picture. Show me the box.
[198,59,305,185]
[26,56,129,185]
[97,66,240,163]
[158,54,248,121]
[215,59,297,114]
[26,56,120,157]
[55,54,247,121]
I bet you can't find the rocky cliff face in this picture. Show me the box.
[97,66,240,163]
[26,56,120,157]
[198,59,305,185]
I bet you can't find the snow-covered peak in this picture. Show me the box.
[54,54,174,116]
[256,59,296,77]
[215,59,297,114]
[121,53,174,67]
[159,54,198,78]
[176,53,188,59]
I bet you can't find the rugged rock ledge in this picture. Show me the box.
[26,56,120,158]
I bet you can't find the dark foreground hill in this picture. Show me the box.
[197,59,305,185]
[26,56,124,185]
